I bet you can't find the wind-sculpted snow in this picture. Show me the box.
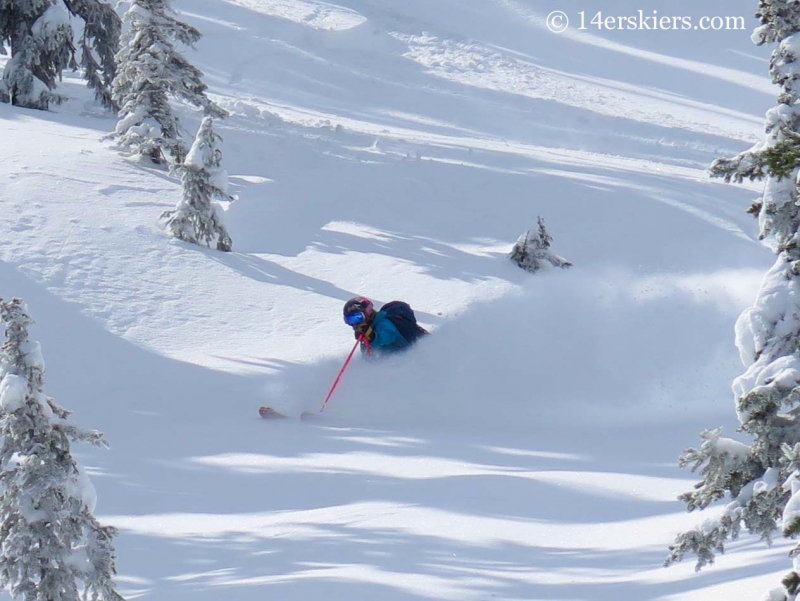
[394,33,761,142]
[220,0,366,31]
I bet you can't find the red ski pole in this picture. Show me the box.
[320,338,361,412]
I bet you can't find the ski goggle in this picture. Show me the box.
[344,311,366,326]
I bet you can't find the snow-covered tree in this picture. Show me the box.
[0,0,120,111]
[509,217,571,273]
[665,3,800,598]
[0,298,124,601]
[0,0,75,110]
[63,0,121,111]
[162,115,232,251]
[109,0,225,165]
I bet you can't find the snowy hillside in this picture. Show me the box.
[0,0,788,598]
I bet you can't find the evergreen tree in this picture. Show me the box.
[163,115,233,251]
[0,0,120,111]
[63,0,121,111]
[109,0,225,165]
[665,3,800,598]
[0,0,75,110]
[0,298,124,601]
[509,217,572,273]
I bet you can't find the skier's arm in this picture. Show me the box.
[372,319,408,349]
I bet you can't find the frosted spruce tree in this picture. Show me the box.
[0,0,75,110]
[63,0,121,110]
[109,0,225,165]
[0,0,119,110]
[665,2,800,598]
[163,116,232,251]
[0,298,124,601]
[509,217,572,273]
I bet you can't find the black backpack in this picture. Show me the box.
[380,301,428,344]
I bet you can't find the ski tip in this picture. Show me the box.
[260,407,320,421]
[259,406,287,419]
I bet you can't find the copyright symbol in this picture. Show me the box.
[546,11,569,33]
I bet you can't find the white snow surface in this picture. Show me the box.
[783,475,800,534]
[218,0,366,31]
[0,374,27,413]
[31,3,71,40]
[0,0,791,599]
[69,463,98,515]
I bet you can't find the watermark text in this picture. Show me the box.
[546,10,746,33]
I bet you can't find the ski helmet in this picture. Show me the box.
[343,296,374,320]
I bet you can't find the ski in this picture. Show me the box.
[259,406,320,421]
[258,406,287,419]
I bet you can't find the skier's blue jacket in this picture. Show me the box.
[361,310,411,355]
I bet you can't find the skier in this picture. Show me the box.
[259,297,427,419]
[343,297,427,356]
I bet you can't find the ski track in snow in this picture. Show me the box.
[0,0,789,598]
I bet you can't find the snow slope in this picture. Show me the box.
[0,0,787,598]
